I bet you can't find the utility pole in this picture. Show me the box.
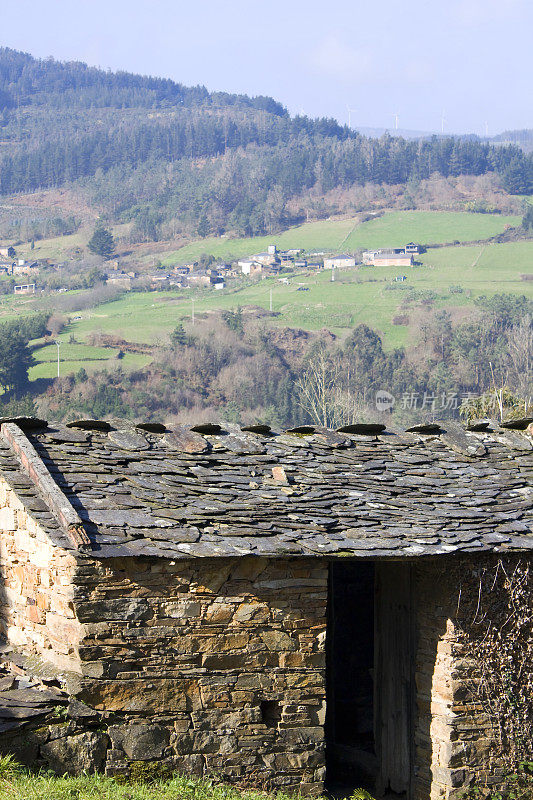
[55,340,61,379]
[269,288,273,312]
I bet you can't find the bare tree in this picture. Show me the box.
[506,314,533,404]
[295,353,339,427]
[295,353,370,427]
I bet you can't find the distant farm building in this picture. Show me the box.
[13,284,36,295]
[251,246,279,267]
[12,263,39,277]
[363,249,413,267]
[323,255,356,269]
[239,259,263,276]
[105,272,132,289]
[187,273,211,287]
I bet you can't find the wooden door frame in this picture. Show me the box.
[374,561,416,798]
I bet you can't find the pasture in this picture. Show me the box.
[2,210,530,382]
[36,238,533,362]
[28,341,151,381]
[161,210,520,266]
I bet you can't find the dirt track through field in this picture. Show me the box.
[471,245,486,268]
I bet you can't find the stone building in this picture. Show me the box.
[0,416,531,799]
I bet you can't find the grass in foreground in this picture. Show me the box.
[0,756,297,800]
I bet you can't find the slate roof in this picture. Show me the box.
[0,418,532,560]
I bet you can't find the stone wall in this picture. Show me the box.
[412,555,531,800]
[0,476,82,673]
[70,555,328,794]
[0,486,529,800]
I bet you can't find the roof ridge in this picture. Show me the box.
[0,423,91,551]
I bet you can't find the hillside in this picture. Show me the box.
[0,227,530,383]
[492,129,533,153]
[1,48,532,243]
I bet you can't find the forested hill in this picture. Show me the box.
[0,48,532,238]
[0,46,288,114]
[491,129,533,154]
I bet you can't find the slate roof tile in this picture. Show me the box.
[0,419,531,558]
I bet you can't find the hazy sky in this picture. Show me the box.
[1,0,531,135]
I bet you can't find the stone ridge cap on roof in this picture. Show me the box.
[2,414,532,437]
[23,416,533,453]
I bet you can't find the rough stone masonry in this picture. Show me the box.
[0,416,531,799]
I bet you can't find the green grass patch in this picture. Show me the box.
[3,223,132,261]
[29,353,150,381]
[28,339,151,380]
[33,342,114,363]
[342,211,519,250]
[0,756,299,800]
[160,211,519,267]
[160,218,356,266]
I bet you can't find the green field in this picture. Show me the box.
[28,341,151,381]
[1,223,132,261]
[40,239,533,357]
[160,218,357,266]
[2,209,520,267]
[161,210,520,266]
[2,212,530,382]
[342,210,519,250]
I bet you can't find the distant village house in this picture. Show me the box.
[323,255,357,269]
[13,283,36,295]
[238,259,263,276]
[363,249,414,267]
[105,272,132,290]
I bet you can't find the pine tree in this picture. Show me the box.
[170,324,187,346]
[522,204,533,231]
[0,326,34,396]
[88,224,115,259]
[197,213,209,238]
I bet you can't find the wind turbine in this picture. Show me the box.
[440,110,446,134]
[484,121,489,138]
[392,112,400,131]
[346,105,357,129]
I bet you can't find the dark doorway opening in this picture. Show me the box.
[326,561,376,792]
[326,561,414,799]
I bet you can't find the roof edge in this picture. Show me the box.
[0,423,91,551]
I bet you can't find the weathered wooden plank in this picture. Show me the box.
[375,562,413,796]
[0,423,91,550]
